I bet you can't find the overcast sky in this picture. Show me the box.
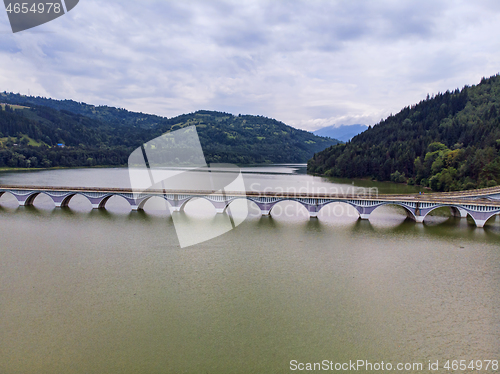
[1,0,500,131]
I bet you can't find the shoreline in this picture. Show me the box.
[0,165,126,173]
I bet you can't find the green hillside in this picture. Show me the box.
[308,74,500,191]
[149,111,339,164]
[1,92,163,129]
[0,95,338,168]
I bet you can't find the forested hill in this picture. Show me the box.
[0,95,338,168]
[149,111,339,164]
[307,74,500,191]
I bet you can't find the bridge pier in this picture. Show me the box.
[52,194,78,209]
[467,211,498,228]
[355,205,378,220]
[16,194,37,207]
[307,205,320,218]
[254,202,274,216]
[415,216,425,223]
[451,207,468,218]
[17,199,30,207]
[211,200,228,214]
[166,198,184,213]
[474,220,487,228]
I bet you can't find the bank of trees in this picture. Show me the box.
[0,145,131,168]
[308,74,500,191]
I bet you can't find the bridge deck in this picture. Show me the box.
[1,185,500,207]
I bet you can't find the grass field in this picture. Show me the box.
[0,104,30,111]
[0,136,45,148]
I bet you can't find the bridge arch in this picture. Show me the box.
[177,196,219,213]
[59,193,78,208]
[245,198,311,217]
[0,191,21,206]
[159,195,233,214]
[369,202,417,221]
[0,190,14,200]
[266,198,310,218]
[317,201,361,219]
[136,196,172,211]
[419,204,468,222]
[223,196,254,213]
[58,193,98,209]
[23,192,56,207]
[97,194,134,210]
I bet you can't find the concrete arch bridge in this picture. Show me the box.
[1,185,500,228]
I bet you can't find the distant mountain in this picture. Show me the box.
[308,74,500,191]
[0,94,339,168]
[313,124,367,142]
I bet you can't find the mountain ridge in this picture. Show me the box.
[0,94,339,168]
[307,74,500,191]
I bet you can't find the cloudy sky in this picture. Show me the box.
[1,0,500,131]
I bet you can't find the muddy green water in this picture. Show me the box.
[0,166,499,373]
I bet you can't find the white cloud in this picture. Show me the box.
[1,0,500,131]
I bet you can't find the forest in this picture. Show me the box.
[307,74,500,191]
[0,95,338,168]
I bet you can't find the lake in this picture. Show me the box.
[0,165,499,373]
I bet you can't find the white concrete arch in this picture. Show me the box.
[222,196,253,213]
[263,198,310,218]
[23,191,56,207]
[177,195,226,217]
[97,194,133,210]
[317,200,361,218]
[59,193,77,208]
[58,193,96,209]
[176,196,217,212]
[370,202,418,221]
[317,200,360,215]
[420,204,467,221]
[0,190,15,200]
[136,195,172,212]
[0,191,21,207]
